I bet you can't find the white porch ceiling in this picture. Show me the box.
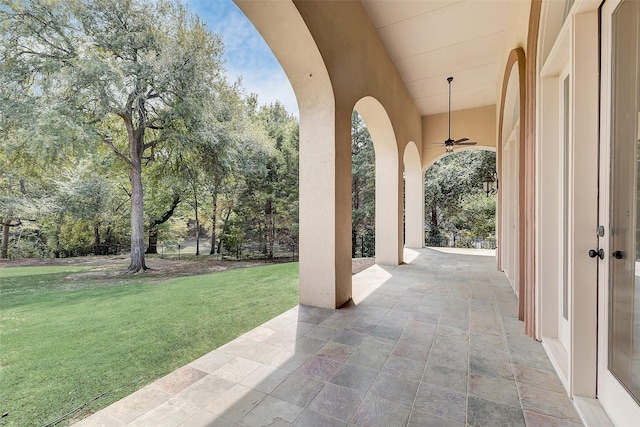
[362,0,511,116]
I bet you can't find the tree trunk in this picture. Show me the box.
[147,228,159,254]
[209,192,218,255]
[194,198,200,256]
[352,230,357,258]
[128,149,147,273]
[94,220,101,255]
[53,213,63,258]
[257,220,266,254]
[266,198,274,259]
[145,194,180,255]
[431,207,438,228]
[104,226,114,255]
[219,207,232,254]
[1,218,22,259]
[113,88,149,273]
[1,220,9,259]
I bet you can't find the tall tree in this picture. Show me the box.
[190,81,247,256]
[424,150,496,245]
[256,102,299,258]
[56,162,116,255]
[142,150,186,255]
[2,0,226,271]
[351,111,375,257]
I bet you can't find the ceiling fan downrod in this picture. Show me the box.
[446,77,454,153]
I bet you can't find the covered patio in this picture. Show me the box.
[75,249,586,426]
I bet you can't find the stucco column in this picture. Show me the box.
[375,151,403,265]
[235,0,423,307]
[355,97,403,266]
[298,107,352,308]
[404,143,424,248]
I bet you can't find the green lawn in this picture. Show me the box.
[0,262,299,426]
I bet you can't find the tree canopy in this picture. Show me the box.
[0,0,496,263]
[0,0,301,264]
[351,111,375,257]
[424,150,496,247]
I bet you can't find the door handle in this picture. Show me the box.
[589,249,604,259]
[612,250,624,259]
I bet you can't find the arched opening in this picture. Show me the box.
[403,141,423,249]
[236,1,352,308]
[500,61,522,300]
[354,97,402,266]
[423,149,497,250]
[497,48,527,326]
[351,111,375,259]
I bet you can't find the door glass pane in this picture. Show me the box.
[609,0,640,402]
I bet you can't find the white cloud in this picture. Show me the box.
[184,0,299,116]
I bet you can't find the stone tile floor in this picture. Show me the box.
[75,248,583,426]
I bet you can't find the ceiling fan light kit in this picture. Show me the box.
[437,77,477,153]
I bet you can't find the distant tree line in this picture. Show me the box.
[0,0,495,265]
[0,0,299,265]
[350,111,496,254]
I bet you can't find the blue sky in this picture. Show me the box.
[185,0,299,117]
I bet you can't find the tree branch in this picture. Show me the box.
[146,117,164,130]
[125,91,136,117]
[103,136,132,166]
[119,184,132,198]
[149,195,181,229]
[1,219,23,227]
[143,139,159,151]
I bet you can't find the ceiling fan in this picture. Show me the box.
[431,77,477,153]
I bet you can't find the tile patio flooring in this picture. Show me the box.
[75,248,583,426]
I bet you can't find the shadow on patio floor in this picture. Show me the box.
[74,248,583,427]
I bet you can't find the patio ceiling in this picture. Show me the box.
[362,0,511,116]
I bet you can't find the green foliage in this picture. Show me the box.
[451,192,496,237]
[231,101,299,258]
[219,217,244,257]
[0,262,299,426]
[0,0,301,262]
[426,225,445,247]
[424,150,496,246]
[6,225,47,258]
[351,111,375,257]
[1,0,234,270]
[57,218,94,256]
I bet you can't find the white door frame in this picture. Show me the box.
[597,0,640,423]
[537,2,599,398]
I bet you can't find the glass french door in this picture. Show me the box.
[559,71,571,352]
[598,0,640,422]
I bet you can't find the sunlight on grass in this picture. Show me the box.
[0,263,299,426]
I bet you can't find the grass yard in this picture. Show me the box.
[0,262,299,426]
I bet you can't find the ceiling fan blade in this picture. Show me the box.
[453,137,468,144]
[455,141,477,145]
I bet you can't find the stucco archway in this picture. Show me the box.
[403,141,423,249]
[422,147,497,251]
[498,48,526,326]
[235,1,351,308]
[354,97,402,265]
[237,0,423,308]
